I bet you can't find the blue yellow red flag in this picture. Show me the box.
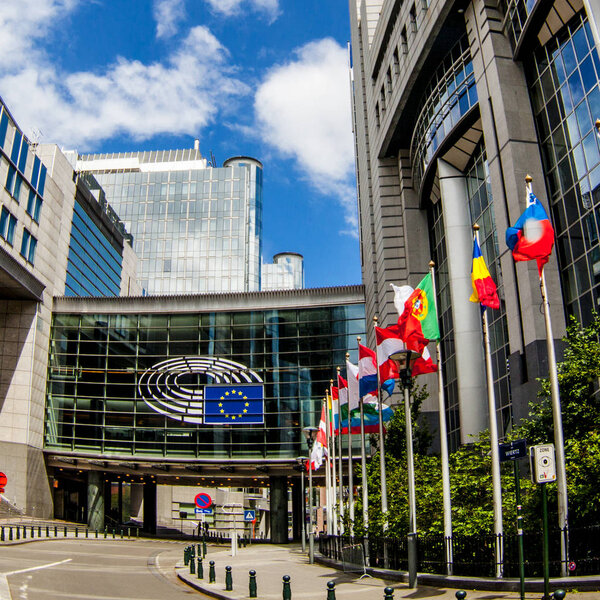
[470,235,500,309]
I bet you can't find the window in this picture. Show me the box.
[0,206,17,245]
[401,27,408,54]
[20,228,37,264]
[0,111,9,150]
[410,5,417,33]
[27,189,42,222]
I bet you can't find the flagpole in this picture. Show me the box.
[324,397,333,535]
[475,224,504,579]
[527,174,569,576]
[428,261,453,575]
[336,370,346,535]
[357,336,370,551]
[345,353,355,536]
[372,317,388,533]
[327,386,338,536]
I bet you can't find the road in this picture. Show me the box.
[0,539,206,600]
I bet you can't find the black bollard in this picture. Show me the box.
[22,526,26,539]
[95,529,98,538]
[16,527,20,540]
[64,526,67,537]
[225,566,233,591]
[0,527,3,542]
[85,529,88,538]
[249,570,257,598]
[103,527,107,539]
[384,587,394,600]
[209,560,216,583]
[197,557,203,579]
[553,592,567,600]
[189,554,196,575]
[327,581,336,600]
[282,575,291,600]
[120,529,123,539]
[112,528,115,539]
[184,547,189,566]
[455,592,467,600]
[31,525,34,537]
[75,527,78,538]
[9,527,13,541]
[46,526,49,537]
[54,526,57,537]
[38,526,41,537]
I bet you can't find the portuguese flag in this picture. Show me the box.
[397,272,440,353]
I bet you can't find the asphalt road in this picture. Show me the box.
[0,539,205,600]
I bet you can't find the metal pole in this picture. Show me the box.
[359,396,369,533]
[301,466,306,553]
[404,382,418,588]
[345,354,355,536]
[540,267,569,577]
[373,317,388,531]
[429,261,453,575]
[324,398,333,535]
[515,460,525,600]
[336,369,345,535]
[542,482,550,600]
[482,306,504,578]
[308,454,314,564]
[328,387,338,536]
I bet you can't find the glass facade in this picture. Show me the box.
[527,12,600,324]
[45,303,365,458]
[65,199,123,297]
[411,35,478,191]
[261,253,304,291]
[78,153,263,295]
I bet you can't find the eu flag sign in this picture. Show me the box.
[204,384,264,424]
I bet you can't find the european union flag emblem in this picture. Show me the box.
[204,384,264,425]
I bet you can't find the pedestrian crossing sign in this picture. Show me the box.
[244,510,256,521]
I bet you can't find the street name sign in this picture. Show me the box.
[195,507,213,515]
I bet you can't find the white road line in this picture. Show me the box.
[0,559,72,600]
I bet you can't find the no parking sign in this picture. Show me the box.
[195,492,212,509]
[0,472,6,493]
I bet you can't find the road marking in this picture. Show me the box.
[0,559,72,600]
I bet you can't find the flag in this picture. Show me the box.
[204,384,264,424]
[330,385,339,435]
[375,323,437,379]
[342,359,380,434]
[308,403,327,471]
[506,189,554,276]
[470,235,500,309]
[336,374,348,434]
[358,344,378,398]
[393,273,440,354]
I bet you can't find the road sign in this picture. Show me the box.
[244,510,256,522]
[195,493,212,509]
[530,444,557,483]
[195,507,213,515]
[0,472,6,493]
[499,439,527,462]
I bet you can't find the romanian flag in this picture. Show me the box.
[470,235,500,309]
[394,273,440,354]
[506,190,554,277]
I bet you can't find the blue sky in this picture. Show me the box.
[0,0,362,288]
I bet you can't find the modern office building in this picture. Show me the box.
[44,286,365,537]
[349,0,599,448]
[73,150,264,295]
[0,97,138,517]
[261,252,305,291]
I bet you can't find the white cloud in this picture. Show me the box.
[153,0,186,39]
[254,38,357,234]
[205,0,280,22]
[0,10,250,150]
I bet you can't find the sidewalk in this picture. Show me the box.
[175,543,592,600]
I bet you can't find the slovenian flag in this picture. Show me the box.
[470,235,500,309]
[506,190,554,277]
[343,358,382,434]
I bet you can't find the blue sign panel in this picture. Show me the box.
[244,510,256,521]
[499,439,527,462]
[195,508,213,515]
[204,384,264,424]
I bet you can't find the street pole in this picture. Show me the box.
[308,456,314,564]
[404,380,418,588]
[542,482,550,600]
[336,369,345,535]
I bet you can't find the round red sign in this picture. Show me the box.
[0,472,7,493]
[195,493,212,509]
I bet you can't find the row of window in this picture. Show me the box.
[374,0,429,129]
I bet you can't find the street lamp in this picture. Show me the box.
[295,456,308,553]
[303,426,319,564]
[389,348,420,589]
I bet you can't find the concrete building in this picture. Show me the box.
[0,97,138,516]
[349,0,600,448]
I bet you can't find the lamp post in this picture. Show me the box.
[295,456,308,552]
[390,348,420,589]
[303,426,319,564]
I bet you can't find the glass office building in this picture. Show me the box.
[45,288,365,459]
[75,151,263,295]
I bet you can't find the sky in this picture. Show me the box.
[0,0,362,289]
